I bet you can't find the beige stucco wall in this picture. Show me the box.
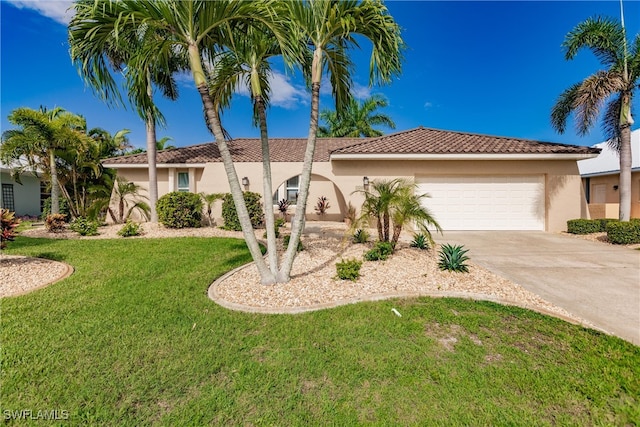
[583,171,640,219]
[111,158,586,232]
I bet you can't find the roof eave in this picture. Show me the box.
[330,153,600,161]
[102,163,208,169]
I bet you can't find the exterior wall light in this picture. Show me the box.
[613,185,619,191]
[242,177,249,186]
[363,176,369,188]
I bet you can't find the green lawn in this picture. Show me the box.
[2,236,639,425]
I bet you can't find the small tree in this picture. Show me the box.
[200,192,223,227]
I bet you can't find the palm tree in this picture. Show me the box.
[318,94,396,137]
[208,23,287,277]
[88,128,133,158]
[156,136,176,151]
[278,0,404,282]
[551,16,640,221]
[358,178,405,242]
[1,106,91,215]
[199,192,223,227]
[389,185,441,248]
[70,0,182,223]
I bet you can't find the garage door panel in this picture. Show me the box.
[417,175,544,231]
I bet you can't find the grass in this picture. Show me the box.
[2,236,639,425]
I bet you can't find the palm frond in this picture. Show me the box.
[563,16,625,67]
[573,70,625,135]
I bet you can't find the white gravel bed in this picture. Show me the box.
[5,222,590,326]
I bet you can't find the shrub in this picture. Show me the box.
[118,220,141,237]
[45,214,67,233]
[606,221,640,245]
[41,197,70,221]
[283,235,304,252]
[364,241,394,261]
[278,199,290,218]
[69,217,99,236]
[598,218,618,232]
[157,192,203,229]
[1,209,20,249]
[263,217,287,239]
[438,244,470,273]
[567,219,601,235]
[336,258,362,281]
[275,217,286,229]
[314,196,330,216]
[221,192,264,231]
[352,229,369,244]
[410,233,430,250]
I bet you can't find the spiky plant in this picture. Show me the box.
[438,244,470,273]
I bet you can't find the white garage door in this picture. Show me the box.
[416,176,545,230]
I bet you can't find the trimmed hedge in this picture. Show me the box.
[221,192,264,231]
[157,192,203,229]
[606,220,640,245]
[567,219,602,235]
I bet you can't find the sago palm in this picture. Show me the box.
[551,16,640,221]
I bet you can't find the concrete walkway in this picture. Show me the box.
[434,231,640,345]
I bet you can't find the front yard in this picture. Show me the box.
[1,236,639,425]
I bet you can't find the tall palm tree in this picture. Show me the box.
[278,0,404,282]
[88,128,133,158]
[70,0,182,223]
[208,24,287,276]
[1,106,90,215]
[318,94,396,137]
[551,16,640,221]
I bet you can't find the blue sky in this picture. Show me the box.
[1,1,639,150]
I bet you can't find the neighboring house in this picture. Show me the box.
[0,160,43,217]
[102,127,599,232]
[578,129,640,219]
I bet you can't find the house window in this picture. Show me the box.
[286,176,299,203]
[592,184,606,204]
[2,184,15,211]
[40,181,49,213]
[177,172,189,192]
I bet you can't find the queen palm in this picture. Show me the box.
[318,94,396,137]
[1,106,90,215]
[551,16,640,221]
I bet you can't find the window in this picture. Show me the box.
[2,184,15,211]
[40,181,49,213]
[177,172,189,192]
[286,176,299,203]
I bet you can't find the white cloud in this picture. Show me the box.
[7,0,74,25]
[424,101,433,108]
[351,82,371,100]
[234,70,307,109]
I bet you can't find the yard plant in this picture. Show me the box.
[157,191,203,229]
[2,236,639,424]
[335,258,362,281]
[438,243,471,273]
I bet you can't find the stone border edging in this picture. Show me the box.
[207,260,604,334]
[2,256,74,298]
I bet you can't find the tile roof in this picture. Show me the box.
[102,127,599,166]
[331,127,600,156]
[102,137,367,165]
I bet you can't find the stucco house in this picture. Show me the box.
[0,160,43,217]
[102,127,599,232]
[578,129,640,219]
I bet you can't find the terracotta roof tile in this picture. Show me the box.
[102,127,599,165]
[331,127,600,155]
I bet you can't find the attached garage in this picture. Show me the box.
[416,175,545,230]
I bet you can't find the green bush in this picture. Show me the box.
[352,229,369,244]
[157,192,203,229]
[118,220,141,237]
[336,258,362,281]
[606,221,640,244]
[221,192,264,231]
[41,197,70,221]
[283,235,304,252]
[45,214,67,233]
[410,233,430,250]
[69,217,99,236]
[438,244,470,273]
[598,218,618,231]
[1,209,20,249]
[567,219,601,235]
[364,241,394,261]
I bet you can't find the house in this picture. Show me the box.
[578,129,640,219]
[0,160,43,217]
[102,127,599,232]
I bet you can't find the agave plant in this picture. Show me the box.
[438,244,470,273]
[352,228,369,244]
[410,233,430,250]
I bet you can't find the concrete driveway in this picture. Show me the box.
[434,231,640,345]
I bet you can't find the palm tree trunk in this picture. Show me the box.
[277,48,323,282]
[619,124,632,221]
[188,43,275,284]
[376,215,383,241]
[146,73,159,223]
[391,224,402,247]
[49,150,60,215]
[383,212,390,242]
[256,95,279,276]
